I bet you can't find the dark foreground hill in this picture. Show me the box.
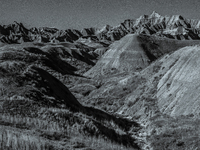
[0,43,142,150]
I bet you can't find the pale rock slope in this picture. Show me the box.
[156,45,200,116]
[83,43,200,121]
[84,34,151,78]
[84,33,200,78]
[118,45,200,118]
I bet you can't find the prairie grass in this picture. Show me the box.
[0,105,140,150]
[0,127,52,150]
[0,45,141,149]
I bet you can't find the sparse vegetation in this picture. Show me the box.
[148,116,200,150]
[0,42,142,150]
[0,104,140,150]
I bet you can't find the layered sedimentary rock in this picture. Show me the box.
[84,34,151,78]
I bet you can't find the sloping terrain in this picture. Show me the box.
[83,45,200,118]
[156,46,200,116]
[0,43,141,150]
[0,65,140,149]
[82,45,200,150]
[116,45,200,118]
[84,34,200,78]
[84,34,151,78]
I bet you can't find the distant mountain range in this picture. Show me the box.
[1,11,200,44]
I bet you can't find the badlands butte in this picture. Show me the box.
[0,11,200,150]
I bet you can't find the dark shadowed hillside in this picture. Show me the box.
[0,42,141,150]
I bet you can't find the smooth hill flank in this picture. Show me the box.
[81,44,200,149]
[84,34,200,78]
[84,34,151,78]
[117,45,200,118]
[114,45,200,118]
[110,46,200,117]
[156,45,200,116]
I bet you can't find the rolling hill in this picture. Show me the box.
[82,45,200,150]
[84,34,151,78]
[84,33,200,78]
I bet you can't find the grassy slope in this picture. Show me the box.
[0,43,141,150]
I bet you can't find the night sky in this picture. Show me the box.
[0,0,200,30]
